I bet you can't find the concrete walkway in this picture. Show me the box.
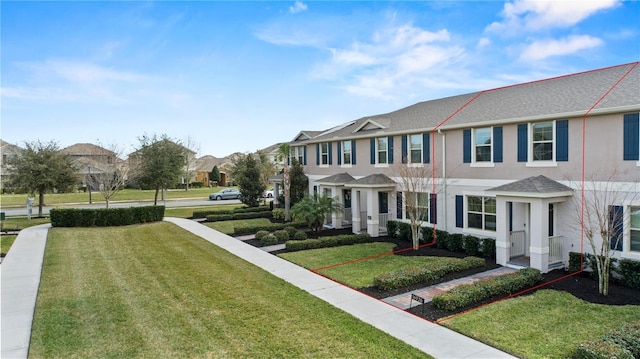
[1,224,51,359]
[1,219,516,359]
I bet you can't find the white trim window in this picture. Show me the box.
[631,206,640,252]
[320,142,329,165]
[409,134,422,164]
[342,141,352,165]
[405,191,429,221]
[377,137,388,164]
[467,196,496,231]
[531,122,554,161]
[291,146,304,164]
[474,128,492,162]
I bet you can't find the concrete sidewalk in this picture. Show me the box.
[166,217,515,358]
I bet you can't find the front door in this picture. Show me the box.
[379,192,389,231]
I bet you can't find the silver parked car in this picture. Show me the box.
[209,188,241,200]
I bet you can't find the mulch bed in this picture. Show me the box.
[240,227,640,322]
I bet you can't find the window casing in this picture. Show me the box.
[467,196,496,231]
[474,128,492,162]
[291,146,304,164]
[342,141,352,165]
[631,206,640,252]
[405,192,429,221]
[377,137,388,164]
[532,122,554,161]
[409,134,422,164]
[320,143,329,165]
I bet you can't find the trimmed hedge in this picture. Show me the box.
[397,222,412,241]
[464,235,480,256]
[193,206,270,218]
[435,229,449,249]
[260,234,278,246]
[618,259,640,290]
[234,222,305,235]
[447,233,464,252]
[273,230,290,242]
[206,211,272,222]
[421,226,435,243]
[272,208,285,220]
[255,230,270,240]
[431,268,542,311]
[386,220,399,238]
[50,206,165,227]
[569,252,640,290]
[481,237,495,258]
[293,231,307,240]
[574,321,640,359]
[285,233,372,252]
[373,256,486,290]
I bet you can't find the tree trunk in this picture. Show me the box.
[284,166,291,222]
[38,191,44,217]
[154,185,160,206]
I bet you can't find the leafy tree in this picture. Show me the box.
[291,194,343,232]
[7,140,77,217]
[276,144,291,221]
[210,165,220,186]
[134,134,186,205]
[232,153,266,207]
[289,158,308,204]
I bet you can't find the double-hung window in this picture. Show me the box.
[377,137,388,164]
[342,141,352,165]
[467,196,496,231]
[474,128,492,162]
[291,146,304,165]
[463,127,502,165]
[409,134,422,163]
[405,192,429,221]
[320,142,329,165]
[532,122,553,161]
[631,206,640,252]
[517,120,568,165]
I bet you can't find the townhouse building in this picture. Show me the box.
[286,63,640,273]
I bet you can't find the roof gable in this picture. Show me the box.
[353,119,390,133]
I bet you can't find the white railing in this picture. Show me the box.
[360,211,367,230]
[379,213,389,231]
[343,208,352,224]
[549,235,563,264]
[510,230,526,258]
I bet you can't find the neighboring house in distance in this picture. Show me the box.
[195,155,224,186]
[0,140,24,191]
[60,143,118,189]
[288,62,640,274]
[127,140,197,188]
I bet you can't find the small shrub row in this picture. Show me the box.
[51,206,165,227]
[373,257,486,290]
[234,222,305,235]
[285,233,372,252]
[569,252,640,290]
[386,220,495,258]
[193,206,270,218]
[206,211,272,222]
[431,268,543,311]
[574,321,640,359]
[258,226,308,246]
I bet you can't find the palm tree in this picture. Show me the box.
[276,143,291,221]
[291,194,344,232]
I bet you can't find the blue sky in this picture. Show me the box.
[2,1,639,158]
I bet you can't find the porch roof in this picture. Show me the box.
[316,172,355,186]
[268,173,308,184]
[345,173,397,189]
[486,175,574,198]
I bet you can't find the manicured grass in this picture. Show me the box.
[279,242,465,288]
[204,218,272,234]
[163,204,241,219]
[1,235,17,255]
[441,289,640,359]
[29,223,430,358]
[0,187,228,207]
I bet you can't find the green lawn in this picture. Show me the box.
[1,234,17,256]
[29,223,430,358]
[279,242,467,288]
[204,218,272,235]
[442,289,640,359]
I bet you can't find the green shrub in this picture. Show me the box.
[234,206,270,213]
[431,268,542,311]
[435,229,449,249]
[618,259,640,290]
[234,222,305,235]
[274,230,290,242]
[284,226,298,239]
[373,257,486,290]
[574,321,640,359]
[386,220,399,238]
[481,237,496,258]
[260,234,279,246]
[293,231,307,240]
[464,235,480,256]
[569,252,584,272]
[233,211,272,220]
[51,206,165,227]
[602,321,640,358]
[285,233,371,252]
[272,208,285,220]
[574,340,633,359]
[255,230,270,240]
[205,214,235,222]
[193,209,233,218]
[447,233,464,252]
[421,226,435,243]
[397,222,411,241]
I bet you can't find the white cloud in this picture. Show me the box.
[487,0,620,35]
[520,35,603,61]
[289,1,307,14]
[477,37,491,48]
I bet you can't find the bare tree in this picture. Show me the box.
[572,171,637,295]
[85,142,129,208]
[182,136,200,191]
[395,162,434,250]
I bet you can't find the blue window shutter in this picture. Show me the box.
[455,195,463,228]
[609,205,623,251]
[337,142,342,165]
[556,120,568,161]
[493,127,503,163]
[328,142,333,165]
[316,143,320,165]
[401,135,408,164]
[388,136,394,164]
[517,124,528,162]
[370,138,375,164]
[463,129,471,163]
[351,140,356,165]
[430,193,437,224]
[623,113,640,160]
[423,133,430,164]
[396,191,403,219]
[303,146,307,165]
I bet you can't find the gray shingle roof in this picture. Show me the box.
[487,175,573,194]
[308,63,640,143]
[317,173,355,185]
[346,173,397,187]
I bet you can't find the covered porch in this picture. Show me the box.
[316,173,356,229]
[345,174,398,237]
[487,175,573,273]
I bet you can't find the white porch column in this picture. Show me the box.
[367,189,380,237]
[496,197,510,267]
[529,199,550,273]
[351,190,361,234]
[273,183,281,206]
[332,186,343,229]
